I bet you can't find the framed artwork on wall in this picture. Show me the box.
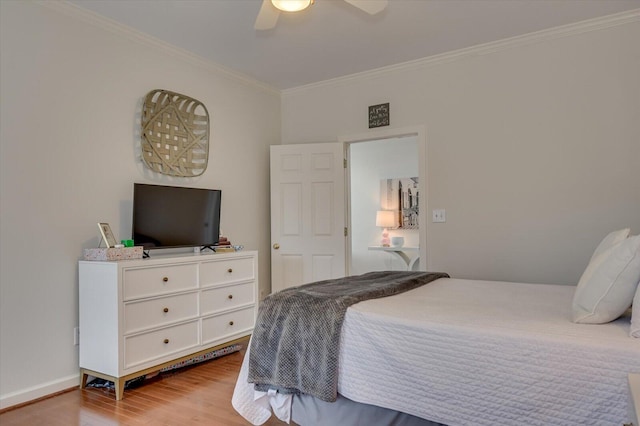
[380,177,419,229]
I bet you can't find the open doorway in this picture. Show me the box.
[348,135,420,275]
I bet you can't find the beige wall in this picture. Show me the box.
[0,1,279,407]
[282,16,640,286]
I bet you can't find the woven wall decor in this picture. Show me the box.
[141,89,209,177]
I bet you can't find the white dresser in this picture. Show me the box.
[78,250,258,399]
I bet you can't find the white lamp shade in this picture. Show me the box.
[376,210,396,228]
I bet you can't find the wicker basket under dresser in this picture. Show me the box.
[78,250,258,400]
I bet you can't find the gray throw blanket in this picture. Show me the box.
[247,271,449,402]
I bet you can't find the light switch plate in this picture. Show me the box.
[432,209,446,223]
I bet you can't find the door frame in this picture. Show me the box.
[339,125,428,275]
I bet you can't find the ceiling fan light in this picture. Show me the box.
[271,0,313,13]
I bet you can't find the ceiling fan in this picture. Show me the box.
[255,0,388,30]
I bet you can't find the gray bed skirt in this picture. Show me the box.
[291,393,446,426]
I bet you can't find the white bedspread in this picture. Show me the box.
[233,278,640,425]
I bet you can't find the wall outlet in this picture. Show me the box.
[74,327,79,346]
[432,209,446,223]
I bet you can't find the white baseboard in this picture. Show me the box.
[0,374,79,410]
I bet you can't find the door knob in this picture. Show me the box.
[273,243,280,250]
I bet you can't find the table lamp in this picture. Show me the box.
[376,210,396,247]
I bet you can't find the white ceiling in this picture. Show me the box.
[69,0,640,90]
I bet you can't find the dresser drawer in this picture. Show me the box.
[124,320,199,369]
[200,257,254,287]
[200,282,255,315]
[123,264,198,300]
[201,306,254,345]
[124,292,198,334]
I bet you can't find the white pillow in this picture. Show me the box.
[572,234,640,324]
[590,228,630,262]
[631,285,640,338]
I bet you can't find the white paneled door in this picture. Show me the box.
[270,143,346,293]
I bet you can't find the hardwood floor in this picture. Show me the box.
[0,338,288,425]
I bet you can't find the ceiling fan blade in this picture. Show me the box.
[343,0,388,15]
[255,0,280,30]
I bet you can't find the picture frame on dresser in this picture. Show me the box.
[97,222,118,248]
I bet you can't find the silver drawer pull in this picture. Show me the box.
[163,339,169,344]
[228,294,233,300]
[162,277,169,283]
[229,321,234,326]
[163,307,169,313]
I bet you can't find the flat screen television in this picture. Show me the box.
[132,183,221,251]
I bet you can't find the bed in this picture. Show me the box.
[233,231,640,426]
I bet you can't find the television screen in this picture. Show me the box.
[132,183,221,250]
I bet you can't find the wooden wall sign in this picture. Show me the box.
[368,103,390,128]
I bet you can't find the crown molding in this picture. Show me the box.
[283,8,640,96]
[38,1,280,95]
[33,2,640,97]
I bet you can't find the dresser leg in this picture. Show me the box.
[79,369,90,389]
[115,378,125,400]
